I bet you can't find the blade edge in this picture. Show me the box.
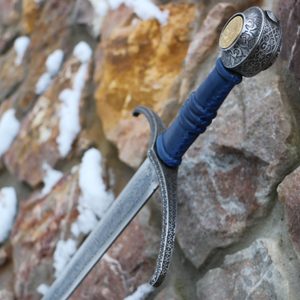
[43,158,158,300]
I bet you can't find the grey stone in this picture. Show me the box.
[0,290,14,300]
[176,67,299,268]
[197,239,289,300]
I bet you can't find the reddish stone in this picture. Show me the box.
[277,0,300,80]
[12,172,80,300]
[278,166,300,259]
[12,168,159,300]
[71,213,158,300]
[177,66,297,267]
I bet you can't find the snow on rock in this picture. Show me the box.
[121,0,169,24]
[49,148,113,285]
[14,36,30,66]
[36,284,50,296]
[41,163,63,196]
[73,42,92,64]
[56,42,92,157]
[53,238,77,278]
[35,49,64,95]
[124,283,155,300]
[34,0,46,5]
[88,0,169,36]
[78,148,114,218]
[0,187,18,244]
[35,73,52,95]
[56,89,81,157]
[0,109,20,157]
[71,148,114,237]
[46,49,64,76]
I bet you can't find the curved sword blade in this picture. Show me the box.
[43,158,158,300]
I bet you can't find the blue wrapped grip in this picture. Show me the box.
[156,58,242,167]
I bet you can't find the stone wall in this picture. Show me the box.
[0,0,300,299]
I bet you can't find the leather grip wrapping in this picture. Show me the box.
[156,58,242,167]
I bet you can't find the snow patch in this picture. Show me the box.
[124,283,155,300]
[73,42,92,64]
[14,36,30,66]
[46,49,64,76]
[121,0,169,24]
[56,89,81,157]
[56,42,92,157]
[35,49,64,95]
[48,148,113,287]
[37,284,50,296]
[88,0,168,36]
[35,0,45,5]
[35,73,52,95]
[0,109,20,157]
[41,163,63,196]
[71,148,114,237]
[0,187,18,243]
[78,148,114,218]
[53,239,77,278]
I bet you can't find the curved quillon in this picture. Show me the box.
[156,58,242,168]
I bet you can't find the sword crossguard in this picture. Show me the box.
[133,106,178,287]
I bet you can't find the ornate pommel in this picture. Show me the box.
[219,6,282,77]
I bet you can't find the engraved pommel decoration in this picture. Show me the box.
[219,6,282,77]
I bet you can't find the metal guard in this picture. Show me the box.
[133,106,178,287]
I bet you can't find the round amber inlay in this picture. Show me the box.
[219,15,244,49]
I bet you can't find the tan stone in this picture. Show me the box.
[22,0,41,33]
[4,56,89,187]
[0,0,21,54]
[179,2,237,102]
[15,0,75,113]
[12,171,80,300]
[95,4,197,168]
[0,47,26,102]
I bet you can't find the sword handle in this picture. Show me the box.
[156,5,282,168]
[156,58,241,167]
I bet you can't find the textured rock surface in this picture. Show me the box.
[197,239,289,300]
[12,171,80,299]
[176,66,300,267]
[0,1,299,299]
[154,285,181,300]
[95,3,197,168]
[277,0,300,82]
[71,210,159,300]
[0,290,14,300]
[278,166,300,259]
[0,43,26,102]
[14,0,77,113]
[179,2,237,102]
[0,0,21,54]
[5,55,90,186]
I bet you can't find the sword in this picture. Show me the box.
[43,7,281,300]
